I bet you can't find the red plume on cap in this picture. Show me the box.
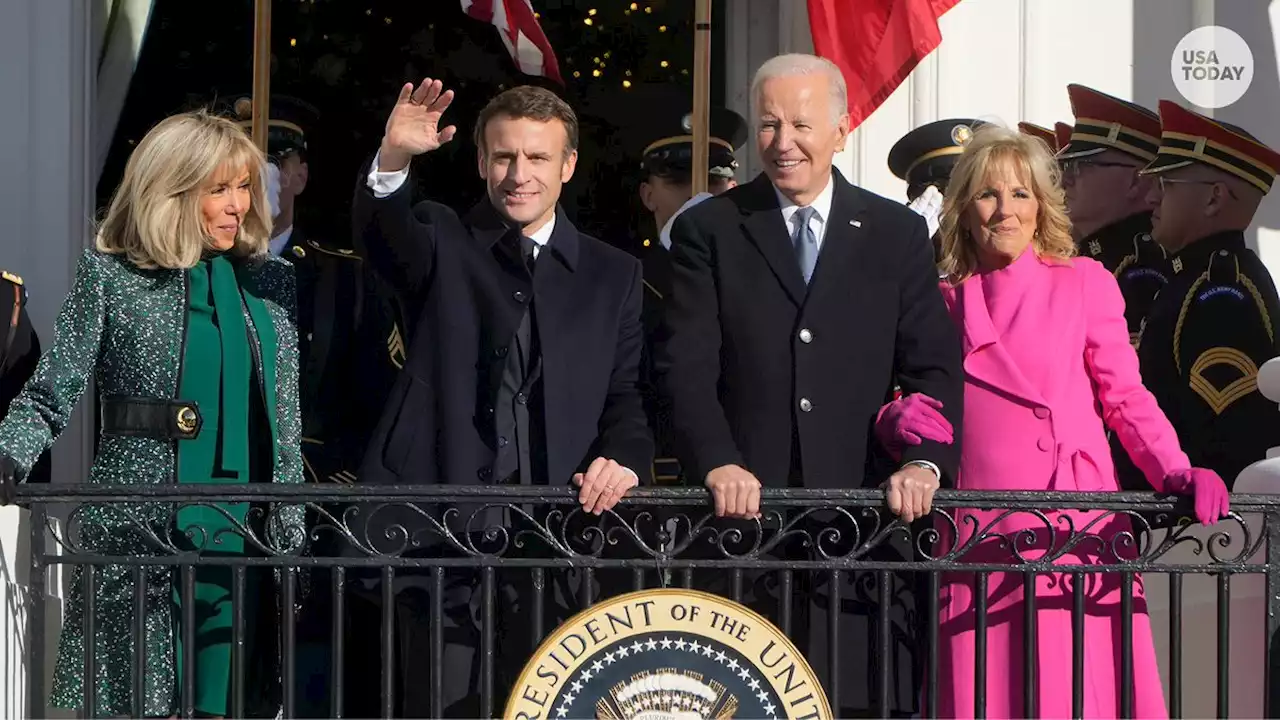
[1140,100,1280,194]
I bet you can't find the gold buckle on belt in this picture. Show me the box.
[175,406,199,437]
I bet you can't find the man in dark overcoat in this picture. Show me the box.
[348,79,653,717]
[656,53,965,717]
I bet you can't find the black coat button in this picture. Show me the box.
[513,290,528,303]
[515,392,528,405]
[498,436,509,447]
[494,346,508,358]
[477,467,493,481]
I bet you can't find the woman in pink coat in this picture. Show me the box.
[876,124,1230,719]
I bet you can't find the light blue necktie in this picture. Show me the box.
[792,206,819,284]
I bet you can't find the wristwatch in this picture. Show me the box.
[902,459,941,480]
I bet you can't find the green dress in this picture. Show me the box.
[173,254,279,716]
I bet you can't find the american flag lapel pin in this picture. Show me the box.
[851,220,862,228]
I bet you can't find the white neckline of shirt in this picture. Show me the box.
[774,174,835,250]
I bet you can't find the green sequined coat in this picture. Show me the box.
[0,248,305,717]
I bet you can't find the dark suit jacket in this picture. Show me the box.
[656,170,963,488]
[353,159,653,489]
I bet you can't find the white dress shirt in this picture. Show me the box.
[774,174,835,250]
[268,225,294,258]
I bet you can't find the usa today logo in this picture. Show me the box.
[1172,26,1254,109]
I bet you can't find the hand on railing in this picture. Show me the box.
[0,454,14,505]
[874,393,953,460]
[1162,467,1231,525]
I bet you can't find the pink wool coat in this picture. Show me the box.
[930,249,1188,719]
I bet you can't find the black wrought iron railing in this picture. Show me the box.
[12,484,1280,719]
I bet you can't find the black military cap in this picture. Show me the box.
[640,106,749,180]
[888,118,988,198]
[232,94,319,160]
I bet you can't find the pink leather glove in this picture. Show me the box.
[874,393,953,461]
[1162,468,1230,525]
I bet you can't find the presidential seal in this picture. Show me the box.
[504,589,831,720]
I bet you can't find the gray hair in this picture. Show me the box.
[750,53,848,126]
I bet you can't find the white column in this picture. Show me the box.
[0,0,95,490]
[0,3,91,713]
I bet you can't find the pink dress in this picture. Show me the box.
[931,249,1188,719]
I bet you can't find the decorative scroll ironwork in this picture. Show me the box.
[17,485,1267,571]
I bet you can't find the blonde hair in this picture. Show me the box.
[96,109,272,269]
[937,123,1075,283]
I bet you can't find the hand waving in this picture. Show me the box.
[379,78,458,172]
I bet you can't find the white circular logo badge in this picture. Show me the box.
[1171,25,1254,109]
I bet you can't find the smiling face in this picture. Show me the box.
[963,159,1040,269]
[479,114,577,236]
[200,162,252,251]
[755,73,849,206]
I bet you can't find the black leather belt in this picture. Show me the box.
[101,396,203,440]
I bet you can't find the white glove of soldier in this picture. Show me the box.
[906,184,943,238]
[262,162,282,222]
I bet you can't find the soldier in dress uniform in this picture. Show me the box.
[0,270,48,485]
[233,94,406,488]
[235,94,406,717]
[634,106,747,482]
[888,118,987,258]
[1136,100,1280,489]
[1058,84,1169,348]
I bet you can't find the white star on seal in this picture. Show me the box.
[688,641,702,654]
[571,680,584,693]
[631,641,644,654]
[592,660,604,672]
[674,638,687,650]
[604,652,617,665]
[764,703,777,716]
[556,706,569,717]
[581,668,594,681]
[616,645,630,658]
[714,650,727,663]
[757,690,770,703]
[738,668,751,681]
[701,644,714,657]
[645,638,658,651]
[727,658,740,670]
[564,693,576,706]
[748,678,760,691]
[660,637,673,649]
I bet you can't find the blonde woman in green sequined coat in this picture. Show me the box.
[0,110,306,717]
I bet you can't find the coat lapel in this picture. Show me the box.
[807,172,869,294]
[956,277,1048,406]
[737,175,807,306]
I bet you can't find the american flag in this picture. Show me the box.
[461,0,564,85]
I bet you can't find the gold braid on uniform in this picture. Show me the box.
[1174,255,1274,414]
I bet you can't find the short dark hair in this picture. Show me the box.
[473,86,579,158]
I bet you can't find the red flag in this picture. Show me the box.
[807,0,960,129]
[461,0,564,85]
